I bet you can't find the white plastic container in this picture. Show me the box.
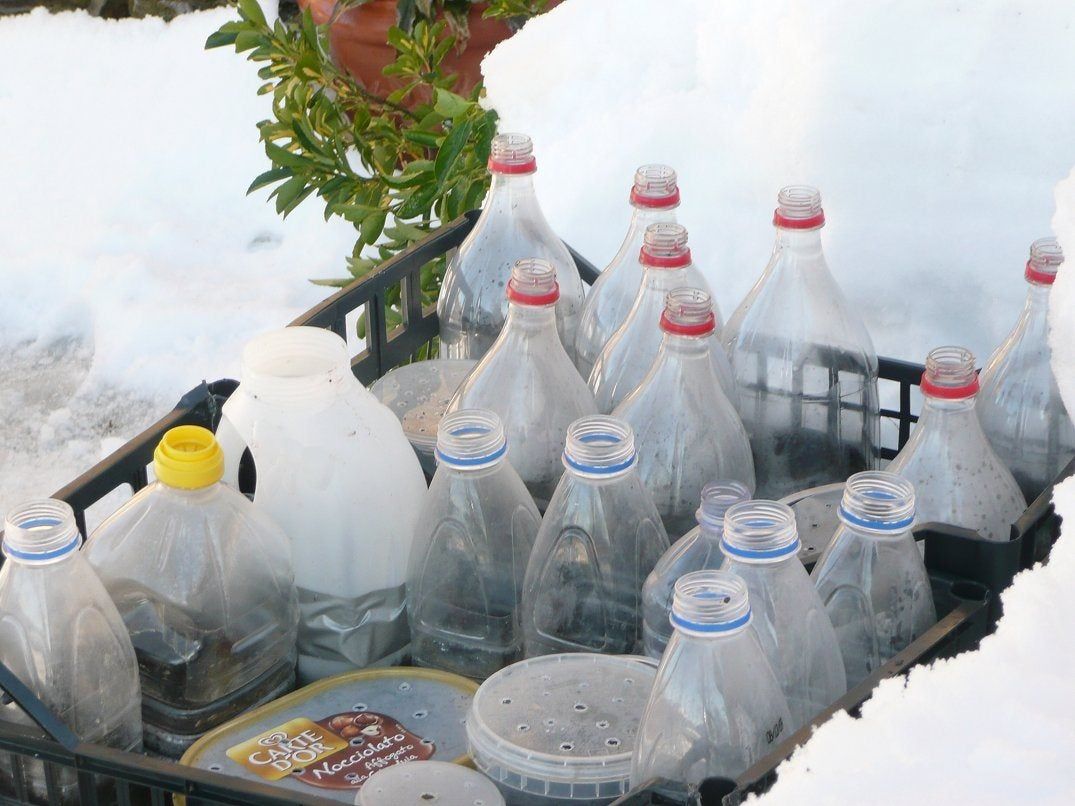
[359,761,505,806]
[467,654,657,805]
[217,326,427,682]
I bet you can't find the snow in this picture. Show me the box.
[1049,167,1075,410]
[0,6,357,519]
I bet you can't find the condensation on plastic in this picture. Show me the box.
[631,571,792,796]
[978,237,1075,501]
[448,261,598,509]
[85,475,299,756]
[641,480,751,659]
[0,499,142,800]
[408,409,541,680]
[438,133,585,361]
[722,186,880,499]
[811,472,937,688]
[216,326,427,682]
[888,346,1026,542]
[575,166,680,380]
[521,417,668,657]
[614,288,755,538]
[718,501,846,732]
[358,760,505,806]
[467,653,657,805]
[589,223,733,413]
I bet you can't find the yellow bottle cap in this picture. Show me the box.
[153,425,225,490]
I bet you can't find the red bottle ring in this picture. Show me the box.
[660,310,716,336]
[1025,260,1056,285]
[920,372,980,399]
[639,247,692,268]
[630,186,681,209]
[488,156,537,175]
[507,280,560,306]
[773,209,826,230]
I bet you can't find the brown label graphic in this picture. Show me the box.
[227,712,434,790]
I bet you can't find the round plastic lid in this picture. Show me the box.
[358,761,504,806]
[466,654,657,800]
[780,482,845,561]
[369,359,476,455]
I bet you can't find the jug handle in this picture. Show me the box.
[216,389,255,491]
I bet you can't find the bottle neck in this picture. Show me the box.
[640,263,690,291]
[486,172,544,220]
[627,206,677,237]
[503,301,559,337]
[775,226,824,252]
[2,500,82,566]
[241,328,351,410]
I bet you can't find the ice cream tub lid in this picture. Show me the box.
[370,359,477,452]
[181,667,478,803]
[780,482,846,562]
[357,760,504,805]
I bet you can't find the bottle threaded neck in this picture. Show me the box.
[489,133,536,174]
[660,287,716,336]
[436,409,507,470]
[640,222,691,268]
[696,481,752,535]
[507,258,560,306]
[3,499,82,565]
[721,501,800,563]
[241,326,350,407]
[563,416,636,477]
[671,570,752,636]
[921,345,978,399]
[630,164,680,209]
[1026,237,1063,285]
[838,471,916,534]
[774,185,825,229]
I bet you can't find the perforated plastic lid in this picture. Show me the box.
[466,654,657,801]
[358,761,504,806]
[369,359,476,453]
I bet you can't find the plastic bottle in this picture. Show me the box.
[521,415,669,656]
[590,223,734,413]
[723,186,880,499]
[978,237,1075,502]
[614,288,755,538]
[438,133,585,360]
[85,426,299,756]
[631,570,792,794]
[641,480,751,659]
[407,409,541,680]
[811,472,937,688]
[448,259,598,508]
[216,326,427,683]
[888,346,1025,541]
[575,165,680,380]
[0,499,142,801]
[719,500,846,732]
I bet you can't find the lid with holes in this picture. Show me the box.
[357,761,504,806]
[466,654,657,801]
[369,359,477,457]
[780,482,846,561]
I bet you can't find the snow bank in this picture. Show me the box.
[482,0,1075,366]
[1049,167,1075,409]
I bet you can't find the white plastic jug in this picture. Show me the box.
[217,326,426,683]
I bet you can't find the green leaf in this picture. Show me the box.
[333,203,382,223]
[264,141,313,169]
[205,30,239,50]
[272,175,310,214]
[234,30,264,53]
[247,167,292,194]
[433,89,471,119]
[311,277,353,288]
[238,0,268,29]
[433,119,472,184]
[396,185,437,219]
[360,209,388,244]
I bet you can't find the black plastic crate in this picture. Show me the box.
[0,210,1067,805]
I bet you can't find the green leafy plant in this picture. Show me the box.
[206,0,547,337]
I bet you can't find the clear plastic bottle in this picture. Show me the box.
[85,425,299,756]
[407,409,541,680]
[438,133,585,360]
[978,237,1075,502]
[575,165,680,380]
[216,326,426,682]
[521,415,669,656]
[589,223,734,413]
[641,480,751,659]
[631,570,792,795]
[614,288,755,538]
[0,499,142,801]
[718,500,846,732]
[888,346,1026,541]
[811,472,937,688]
[448,259,598,508]
[723,186,880,499]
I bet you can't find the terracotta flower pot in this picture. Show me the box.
[299,0,531,100]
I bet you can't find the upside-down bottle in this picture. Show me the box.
[407,409,541,680]
[521,415,669,656]
[589,223,734,413]
[719,500,846,732]
[448,259,598,508]
[575,165,680,379]
[888,346,1025,541]
[978,237,1075,502]
[0,500,142,802]
[811,472,936,688]
[614,288,755,538]
[641,480,751,659]
[631,570,792,795]
[723,186,880,499]
[438,133,585,360]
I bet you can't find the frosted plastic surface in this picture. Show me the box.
[358,761,505,806]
